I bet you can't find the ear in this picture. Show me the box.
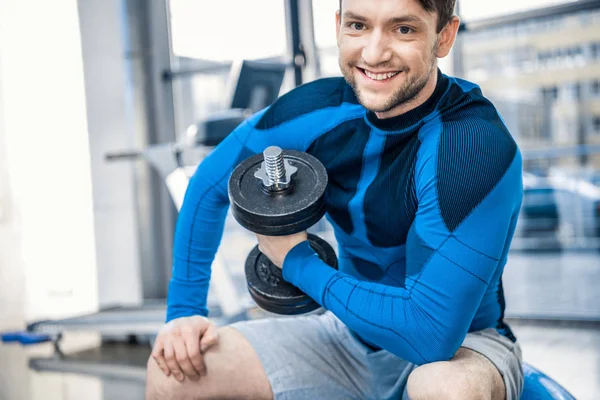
[436,16,460,58]
[335,10,342,47]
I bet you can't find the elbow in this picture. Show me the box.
[425,341,460,363]
[402,307,467,363]
[417,333,464,364]
[385,330,461,364]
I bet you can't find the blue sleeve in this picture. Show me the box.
[166,117,256,321]
[282,125,523,364]
[166,99,365,322]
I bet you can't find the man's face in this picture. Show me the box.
[336,0,442,114]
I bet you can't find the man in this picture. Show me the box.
[146,0,524,398]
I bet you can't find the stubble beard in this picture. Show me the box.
[340,44,439,114]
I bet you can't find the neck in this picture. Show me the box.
[374,67,439,120]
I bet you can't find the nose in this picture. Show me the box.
[361,30,392,67]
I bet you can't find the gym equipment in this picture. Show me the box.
[0,302,246,353]
[228,146,328,236]
[229,146,336,314]
[245,233,337,315]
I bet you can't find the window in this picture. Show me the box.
[167,0,289,134]
[592,42,600,60]
[541,86,558,101]
[312,0,338,51]
[537,50,551,68]
[169,0,286,61]
[593,117,600,133]
[312,0,342,77]
[592,80,600,97]
[567,46,583,58]
[572,83,581,101]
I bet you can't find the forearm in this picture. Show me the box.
[167,185,229,321]
[282,241,484,364]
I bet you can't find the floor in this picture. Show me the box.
[1,322,598,400]
[1,221,599,399]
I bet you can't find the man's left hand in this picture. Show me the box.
[256,231,308,269]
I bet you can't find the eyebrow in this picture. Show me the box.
[342,11,424,25]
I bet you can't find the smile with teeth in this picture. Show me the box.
[361,68,401,81]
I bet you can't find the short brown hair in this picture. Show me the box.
[339,0,456,33]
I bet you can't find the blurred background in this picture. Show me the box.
[0,0,598,399]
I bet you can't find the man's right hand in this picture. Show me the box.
[151,315,220,382]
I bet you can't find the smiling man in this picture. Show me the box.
[146,0,524,399]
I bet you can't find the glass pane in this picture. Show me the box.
[313,0,339,50]
[461,6,600,249]
[169,0,287,61]
[460,0,574,22]
[167,0,289,137]
[312,0,341,77]
[460,5,600,322]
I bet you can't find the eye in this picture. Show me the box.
[399,26,413,34]
[348,22,366,31]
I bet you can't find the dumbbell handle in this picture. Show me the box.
[245,233,338,315]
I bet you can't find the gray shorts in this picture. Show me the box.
[231,311,523,400]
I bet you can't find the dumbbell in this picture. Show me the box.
[228,146,338,315]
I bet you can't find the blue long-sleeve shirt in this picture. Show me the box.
[167,69,523,365]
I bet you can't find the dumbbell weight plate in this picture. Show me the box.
[245,234,338,315]
[228,150,328,236]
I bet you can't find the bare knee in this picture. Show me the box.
[407,363,490,400]
[407,348,501,400]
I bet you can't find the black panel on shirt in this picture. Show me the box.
[435,81,470,114]
[306,118,370,235]
[255,78,358,130]
[405,223,437,278]
[437,98,518,232]
[364,133,421,247]
[496,279,516,342]
[348,255,386,281]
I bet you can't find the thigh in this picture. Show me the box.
[146,326,272,400]
[230,312,370,400]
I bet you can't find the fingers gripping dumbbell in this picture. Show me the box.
[228,146,338,315]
